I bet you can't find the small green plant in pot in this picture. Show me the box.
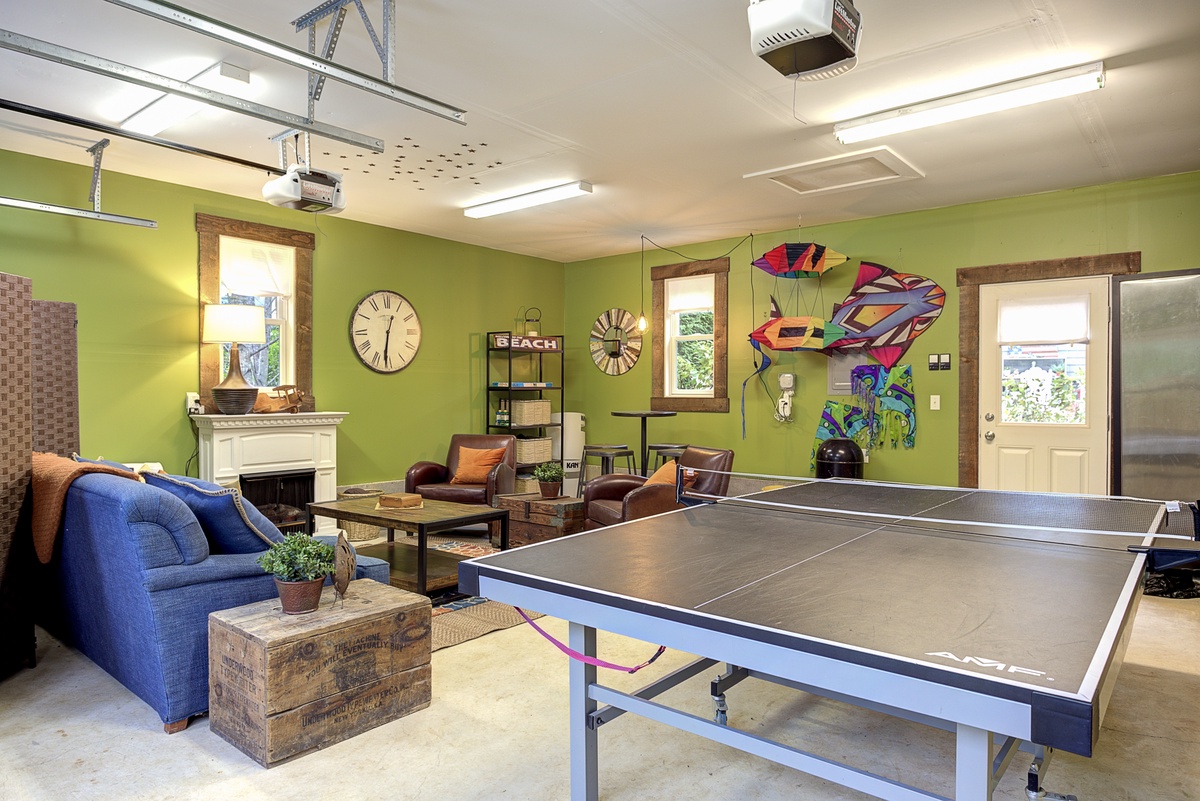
[532,461,565,499]
[257,534,336,615]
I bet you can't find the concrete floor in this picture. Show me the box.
[0,595,1197,801]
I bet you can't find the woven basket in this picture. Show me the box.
[515,475,539,493]
[336,487,384,541]
[515,437,553,464]
[511,399,551,426]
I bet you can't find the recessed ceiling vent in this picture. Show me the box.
[743,146,923,196]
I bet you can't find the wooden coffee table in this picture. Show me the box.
[306,497,508,596]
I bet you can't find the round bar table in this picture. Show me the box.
[611,410,677,476]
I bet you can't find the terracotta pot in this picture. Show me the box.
[538,481,562,499]
[274,576,326,615]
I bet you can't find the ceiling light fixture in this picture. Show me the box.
[637,236,648,332]
[121,61,250,136]
[463,181,593,219]
[833,61,1104,145]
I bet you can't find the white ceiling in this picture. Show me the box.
[2,0,1198,262]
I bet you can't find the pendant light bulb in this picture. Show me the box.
[637,313,648,332]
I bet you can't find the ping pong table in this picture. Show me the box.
[458,479,1199,801]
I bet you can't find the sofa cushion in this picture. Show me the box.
[450,446,506,484]
[141,472,284,553]
[588,499,624,528]
[416,482,488,504]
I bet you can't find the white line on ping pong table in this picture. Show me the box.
[680,489,1185,542]
[692,519,894,611]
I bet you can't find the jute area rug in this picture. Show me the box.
[389,531,544,651]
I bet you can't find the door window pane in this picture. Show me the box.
[1000,343,1086,423]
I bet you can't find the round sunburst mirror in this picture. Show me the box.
[589,308,642,375]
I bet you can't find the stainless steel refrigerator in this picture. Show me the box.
[1112,269,1200,504]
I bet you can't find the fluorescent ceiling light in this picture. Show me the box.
[834,61,1104,145]
[121,61,250,136]
[463,181,593,218]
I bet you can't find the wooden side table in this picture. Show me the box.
[494,493,586,546]
[208,579,431,767]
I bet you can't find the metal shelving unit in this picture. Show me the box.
[486,331,564,474]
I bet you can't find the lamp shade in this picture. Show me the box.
[202,304,266,344]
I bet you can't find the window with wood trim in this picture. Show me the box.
[196,214,315,412]
[650,257,729,413]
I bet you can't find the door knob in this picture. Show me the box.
[984,412,995,422]
[984,431,995,442]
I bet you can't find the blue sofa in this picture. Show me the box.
[45,472,389,732]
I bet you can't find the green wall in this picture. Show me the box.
[0,149,563,483]
[5,144,1196,489]
[564,171,1200,487]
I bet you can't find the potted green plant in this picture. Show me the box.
[532,461,565,499]
[257,534,336,615]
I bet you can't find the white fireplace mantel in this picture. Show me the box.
[192,412,348,535]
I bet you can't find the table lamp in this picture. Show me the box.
[203,303,266,415]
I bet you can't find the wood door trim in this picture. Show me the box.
[956,252,1140,488]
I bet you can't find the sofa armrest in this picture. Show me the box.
[623,483,684,521]
[143,552,271,592]
[486,462,515,502]
[406,462,449,491]
[584,474,647,506]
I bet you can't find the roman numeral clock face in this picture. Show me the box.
[349,290,422,373]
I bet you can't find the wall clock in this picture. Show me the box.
[349,290,422,373]
[589,307,642,375]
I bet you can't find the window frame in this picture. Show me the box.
[650,257,729,413]
[197,214,315,412]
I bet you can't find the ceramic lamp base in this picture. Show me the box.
[211,387,259,415]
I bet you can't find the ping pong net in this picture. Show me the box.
[671,468,1198,550]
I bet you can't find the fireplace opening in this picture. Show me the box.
[239,469,316,534]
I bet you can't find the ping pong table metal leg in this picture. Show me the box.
[956,724,993,801]
[568,622,599,801]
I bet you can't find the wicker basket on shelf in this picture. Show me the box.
[336,487,384,541]
[515,437,553,464]
[511,399,551,426]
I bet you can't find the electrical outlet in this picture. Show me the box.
[185,392,201,415]
[930,394,941,411]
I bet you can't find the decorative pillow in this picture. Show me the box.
[450,446,507,484]
[645,460,698,488]
[72,453,133,472]
[141,472,284,553]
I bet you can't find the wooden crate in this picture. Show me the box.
[209,579,431,767]
[494,493,587,546]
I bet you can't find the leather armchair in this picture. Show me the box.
[584,445,734,530]
[405,434,517,508]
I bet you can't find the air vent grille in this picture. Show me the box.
[743,147,924,196]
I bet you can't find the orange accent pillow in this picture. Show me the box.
[451,446,507,484]
[644,460,698,488]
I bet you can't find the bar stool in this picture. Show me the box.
[577,444,636,497]
[648,443,688,468]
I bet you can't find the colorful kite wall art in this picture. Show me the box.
[825,262,946,369]
[741,242,943,441]
[752,242,848,280]
[850,363,916,449]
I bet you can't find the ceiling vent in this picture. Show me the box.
[743,146,923,196]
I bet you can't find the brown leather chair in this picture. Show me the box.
[583,445,734,530]
[405,434,517,512]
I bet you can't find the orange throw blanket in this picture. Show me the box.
[31,452,142,564]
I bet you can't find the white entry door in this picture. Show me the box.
[978,276,1110,494]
